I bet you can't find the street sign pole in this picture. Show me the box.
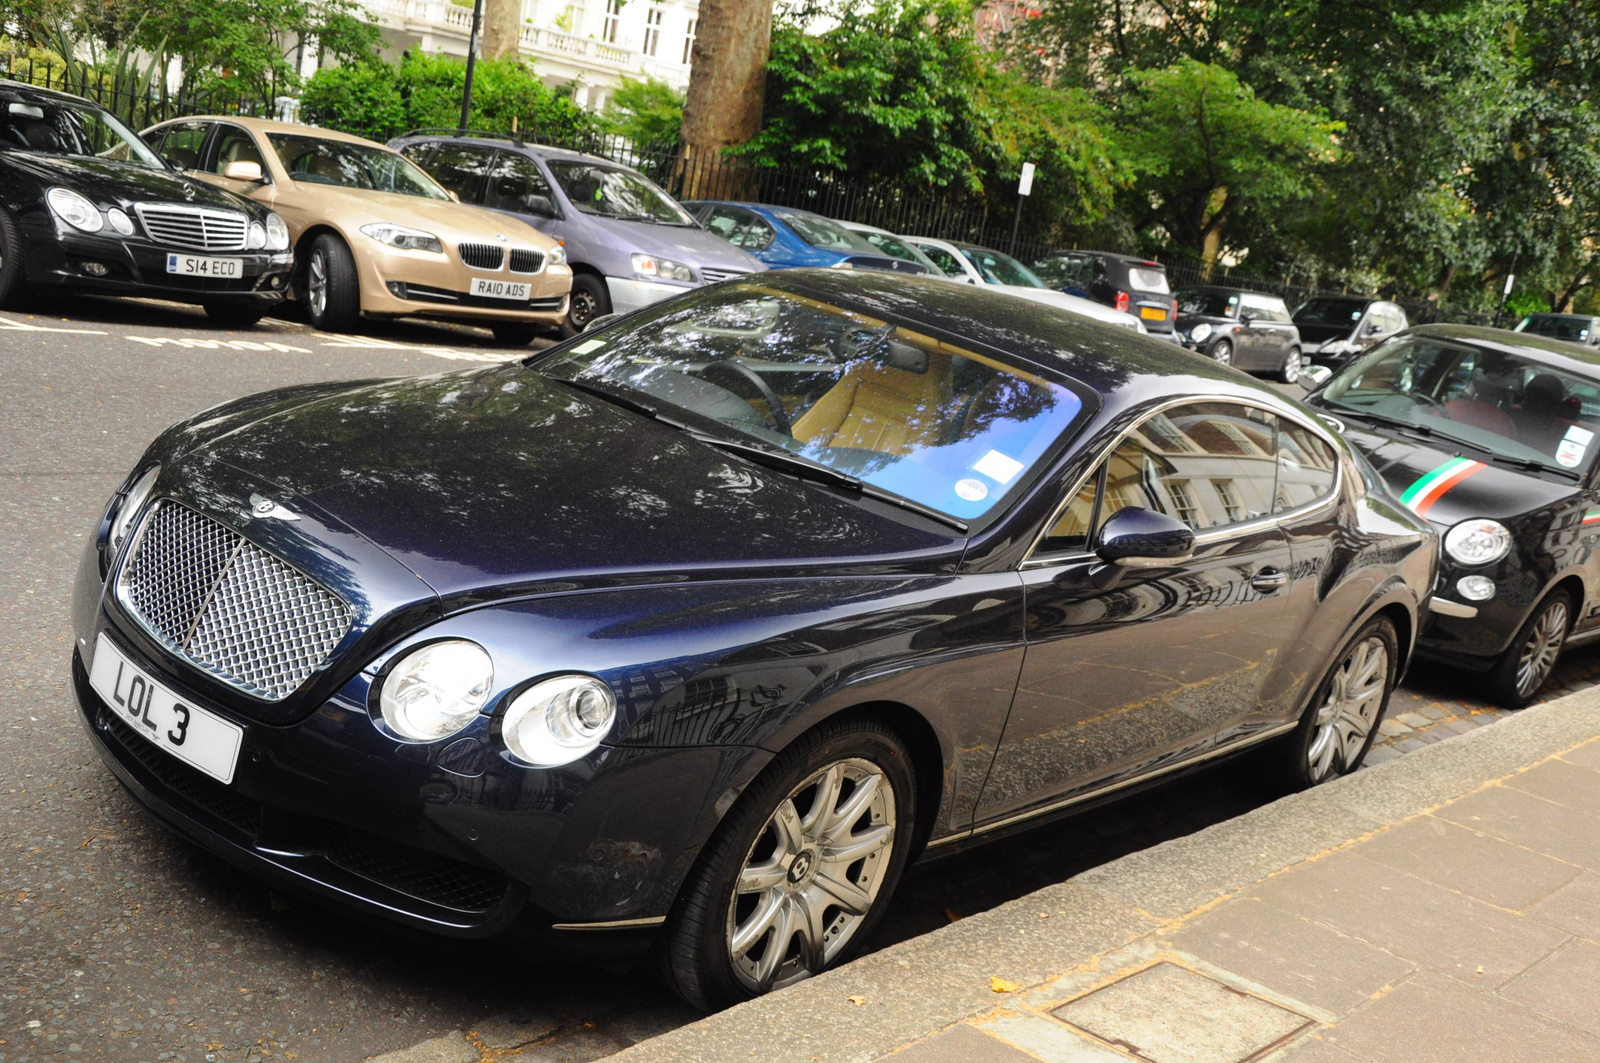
[1009,162,1035,256]
[459,0,485,134]
[1494,247,1519,328]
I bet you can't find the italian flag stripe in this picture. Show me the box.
[1584,510,1600,525]
[1398,457,1486,517]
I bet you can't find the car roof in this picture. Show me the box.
[0,78,93,106]
[1045,250,1168,269]
[1526,312,1598,321]
[1178,283,1282,298]
[1300,294,1374,304]
[398,133,626,168]
[150,115,397,150]
[1411,323,1600,377]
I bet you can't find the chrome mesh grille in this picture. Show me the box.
[134,204,250,251]
[458,243,505,270]
[699,268,749,283]
[118,502,352,701]
[508,248,545,274]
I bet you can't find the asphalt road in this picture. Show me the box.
[2,298,1594,1063]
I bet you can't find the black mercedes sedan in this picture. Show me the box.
[1302,324,1600,706]
[0,80,292,325]
[72,271,1434,1009]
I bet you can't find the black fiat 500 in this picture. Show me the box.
[1302,324,1600,706]
[73,271,1433,1009]
[0,80,292,325]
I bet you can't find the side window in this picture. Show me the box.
[741,214,775,251]
[1041,468,1102,553]
[485,152,556,214]
[426,144,496,203]
[1102,404,1278,532]
[703,205,751,245]
[1275,420,1339,511]
[153,122,207,168]
[208,125,265,177]
[919,244,964,277]
[397,142,434,166]
[1267,300,1293,324]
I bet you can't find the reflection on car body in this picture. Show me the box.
[73,270,1434,1014]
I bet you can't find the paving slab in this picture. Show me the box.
[886,1022,1047,1062]
[1352,815,1582,909]
[1499,938,1600,1037]
[1434,783,1600,868]
[1526,869,1600,939]
[1506,756,1600,809]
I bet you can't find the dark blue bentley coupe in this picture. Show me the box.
[73,270,1435,1008]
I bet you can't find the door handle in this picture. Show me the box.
[1251,568,1289,592]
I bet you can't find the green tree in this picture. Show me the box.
[601,77,685,148]
[393,51,599,142]
[299,61,405,141]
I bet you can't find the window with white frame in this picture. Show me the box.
[644,4,664,56]
[682,17,697,63]
[602,0,621,43]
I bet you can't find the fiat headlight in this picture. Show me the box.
[379,640,493,741]
[361,223,443,254]
[1445,519,1511,566]
[265,212,290,251]
[631,253,693,282]
[47,187,103,233]
[501,675,616,767]
[1189,322,1212,343]
[106,464,160,557]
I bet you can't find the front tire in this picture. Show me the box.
[301,234,361,333]
[1281,618,1398,789]
[560,273,610,337]
[1278,346,1302,383]
[655,714,917,1011]
[1488,591,1571,708]
[0,206,29,309]
[1210,338,1234,366]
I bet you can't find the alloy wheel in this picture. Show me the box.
[307,251,327,318]
[725,757,895,994]
[1306,635,1388,783]
[1212,340,1232,366]
[1282,349,1301,382]
[1516,599,1568,698]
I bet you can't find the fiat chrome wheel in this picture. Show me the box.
[1306,635,1389,783]
[725,757,895,993]
[1516,598,1568,699]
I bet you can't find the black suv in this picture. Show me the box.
[1516,313,1600,349]
[1175,286,1304,383]
[1033,250,1178,341]
[1293,295,1408,368]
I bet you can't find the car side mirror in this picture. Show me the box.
[447,190,461,203]
[1240,311,1259,325]
[524,193,557,217]
[221,160,263,182]
[1299,364,1332,391]
[1089,507,1196,590]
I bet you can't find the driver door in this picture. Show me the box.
[976,402,1296,824]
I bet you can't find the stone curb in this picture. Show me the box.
[606,684,1600,1063]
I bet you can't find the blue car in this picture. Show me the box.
[391,132,766,335]
[685,200,924,274]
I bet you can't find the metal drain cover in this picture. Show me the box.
[1051,962,1315,1063]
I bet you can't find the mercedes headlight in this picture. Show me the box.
[106,464,160,556]
[361,223,443,254]
[1189,322,1212,343]
[547,244,566,265]
[265,212,290,251]
[379,640,493,741]
[106,208,135,236]
[47,187,103,233]
[246,221,266,249]
[501,675,616,766]
[1445,519,1511,566]
[630,253,693,282]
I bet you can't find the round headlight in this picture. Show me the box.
[108,464,160,554]
[379,640,493,741]
[547,244,566,266]
[106,208,135,236]
[501,675,616,767]
[1445,519,1511,566]
[265,212,290,251]
[247,221,266,249]
[46,187,103,233]
[1190,322,1213,342]
[1457,575,1496,601]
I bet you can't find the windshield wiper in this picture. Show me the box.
[1320,402,1434,437]
[1324,402,1580,479]
[554,375,661,419]
[1484,454,1581,479]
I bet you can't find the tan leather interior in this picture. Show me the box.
[792,353,954,454]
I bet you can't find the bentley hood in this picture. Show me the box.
[167,364,961,600]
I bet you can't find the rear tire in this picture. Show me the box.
[1487,591,1572,708]
[203,301,268,328]
[654,713,917,1011]
[490,322,539,346]
[560,273,610,337]
[1279,617,1398,790]
[1210,338,1233,366]
[0,206,30,309]
[301,234,361,333]
[1278,346,1302,383]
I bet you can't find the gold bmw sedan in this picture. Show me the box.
[141,117,572,343]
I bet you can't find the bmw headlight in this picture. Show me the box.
[547,244,566,265]
[1445,519,1511,566]
[1190,322,1212,343]
[361,223,443,254]
[246,221,266,249]
[105,464,160,557]
[501,675,616,767]
[47,187,103,233]
[265,212,290,251]
[631,252,693,282]
[379,640,493,741]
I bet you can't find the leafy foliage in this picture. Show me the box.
[601,77,685,148]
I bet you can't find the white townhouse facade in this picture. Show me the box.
[350,0,699,112]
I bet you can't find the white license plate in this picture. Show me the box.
[89,633,244,784]
[166,254,243,278]
[470,278,530,301]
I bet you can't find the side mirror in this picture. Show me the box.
[448,190,461,203]
[1299,364,1333,391]
[1240,311,1259,325]
[221,160,263,182]
[524,193,557,217]
[1096,507,1195,566]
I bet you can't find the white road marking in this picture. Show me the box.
[316,334,521,362]
[0,315,108,335]
[127,336,313,352]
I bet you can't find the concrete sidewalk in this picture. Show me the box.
[614,685,1600,1063]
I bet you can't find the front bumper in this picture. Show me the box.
[353,241,573,324]
[1414,561,1548,666]
[26,231,291,304]
[605,276,693,315]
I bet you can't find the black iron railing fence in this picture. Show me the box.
[1,58,1493,324]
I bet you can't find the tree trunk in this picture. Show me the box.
[483,0,521,61]
[678,0,772,198]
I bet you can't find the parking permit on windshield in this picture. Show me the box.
[954,478,989,502]
[572,339,606,354]
[1558,439,1587,467]
[973,449,1025,484]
